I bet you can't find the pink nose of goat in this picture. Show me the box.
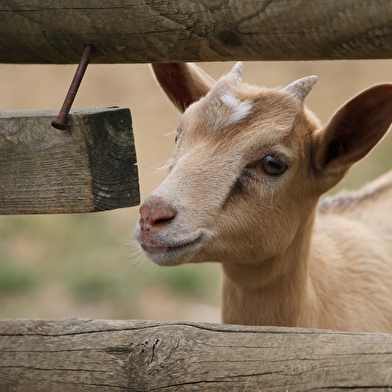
[139,197,177,231]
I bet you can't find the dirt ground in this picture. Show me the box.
[1,60,392,322]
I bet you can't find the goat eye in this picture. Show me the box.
[261,155,287,176]
[175,134,179,144]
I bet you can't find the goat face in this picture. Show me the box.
[135,63,392,268]
[135,63,322,266]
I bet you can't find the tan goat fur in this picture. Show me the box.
[135,63,392,332]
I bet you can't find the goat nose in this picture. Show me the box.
[139,197,177,229]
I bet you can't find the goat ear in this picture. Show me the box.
[282,76,318,102]
[151,63,215,113]
[314,84,392,174]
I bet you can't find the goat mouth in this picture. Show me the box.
[140,233,205,264]
[141,236,203,255]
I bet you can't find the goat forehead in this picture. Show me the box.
[182,87,302,143]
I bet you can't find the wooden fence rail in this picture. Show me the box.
[1,0,392,64]
[1,318,392,391]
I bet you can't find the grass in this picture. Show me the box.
[0,212,220,320]
[0,262,36,294]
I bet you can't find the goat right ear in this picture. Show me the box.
[313,84,392,175]
[151,63,215,113]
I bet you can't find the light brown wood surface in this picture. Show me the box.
[1,1,391,64]
[1,318,392,391]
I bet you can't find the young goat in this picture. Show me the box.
[135,62,392,332]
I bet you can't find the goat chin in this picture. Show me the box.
[135,62,392,333]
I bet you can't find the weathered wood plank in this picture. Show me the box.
[1,0,392,64]
[0,108,139,214]
[0,318,392,391]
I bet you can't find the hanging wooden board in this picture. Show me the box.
[0,108,140,214]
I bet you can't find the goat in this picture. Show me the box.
[135,62,392,332]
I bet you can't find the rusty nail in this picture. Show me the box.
[51,44,94,130]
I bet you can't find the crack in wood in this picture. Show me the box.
[2,319,392,390]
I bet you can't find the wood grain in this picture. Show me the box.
[1,318,392,391]
[1,0,392,64]
[0,108,139,214]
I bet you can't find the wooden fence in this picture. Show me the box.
[1,1,392,390]
[2,318,392,391]
[1,0,392,64]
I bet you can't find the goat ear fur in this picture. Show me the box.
[313,84,392,174]
[151,63,215,113]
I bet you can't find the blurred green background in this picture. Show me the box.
[1,60,392,322]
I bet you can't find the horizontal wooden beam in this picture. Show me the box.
[0,108,139,214]
[1,0,392,64]
[1,319,392,391]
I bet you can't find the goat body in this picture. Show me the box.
[135,63,392,332]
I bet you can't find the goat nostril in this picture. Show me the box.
[154,213,176,226]
[139,199,177,228]
[153,216,174,226]
[142,212,176,228]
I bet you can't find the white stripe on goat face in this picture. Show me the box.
[218,91,254,128]
[182,69,256,133]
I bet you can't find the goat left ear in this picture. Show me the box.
[313,84,392,174]
[151,63,215,113]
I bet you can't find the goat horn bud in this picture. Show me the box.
[283,75,318,102]
[230,62,243,82]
